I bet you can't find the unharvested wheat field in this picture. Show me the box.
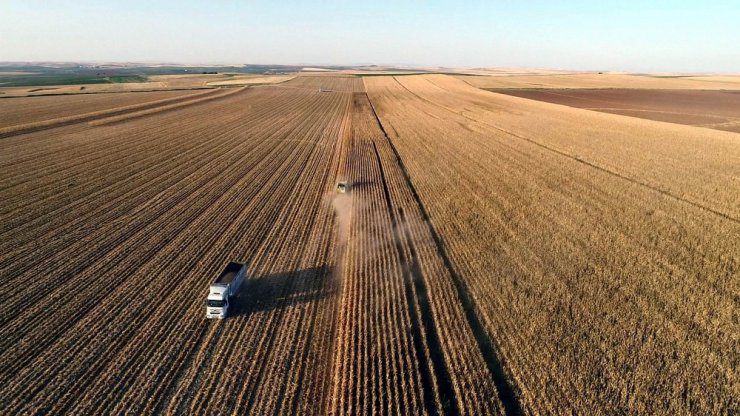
[1,74,738,415]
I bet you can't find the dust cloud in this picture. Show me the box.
[327,188,353,283]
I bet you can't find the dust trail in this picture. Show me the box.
[368,95,523,415]
[327,188,353,282]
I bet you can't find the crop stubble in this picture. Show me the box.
[1,73,737,415]
[1,77,362,414]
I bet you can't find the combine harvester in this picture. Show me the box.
[336,181,350,194]
[206,262,247,319]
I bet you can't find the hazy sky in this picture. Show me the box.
[2,0,739,72]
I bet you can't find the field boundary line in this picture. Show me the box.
[367,93,524,416]
[402,77,740,225]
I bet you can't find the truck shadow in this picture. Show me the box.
[230,265,335,316]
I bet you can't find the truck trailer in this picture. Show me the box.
[206,262,247,319]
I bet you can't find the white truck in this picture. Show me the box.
[206,262,247,319]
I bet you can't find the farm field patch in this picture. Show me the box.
[0,89,200,129]
[459,72,740,89]
[491,88,740,132]
[205,75,295,86]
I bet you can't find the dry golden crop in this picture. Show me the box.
[365,74,739,414]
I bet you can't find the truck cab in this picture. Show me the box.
[206,290,228,319]
[206,262,247,319]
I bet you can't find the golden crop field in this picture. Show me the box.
[1,74,738,415]
[364,75,739,414]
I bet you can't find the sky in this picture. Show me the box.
[2,0,739,73]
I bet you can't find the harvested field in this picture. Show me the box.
[285,75,365,93]
[1,78,353,414]
[0,89,202,129]
[0,88,235,139]
[148,74,236,88]
[491,89,740,132]
[0,82,174,97]
[206,75,295,86]
[0,73,271,98]
[1,73,738,415]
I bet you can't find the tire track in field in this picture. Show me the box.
[368,95,524,416]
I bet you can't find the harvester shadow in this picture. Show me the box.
[230,265,335,316]
[346,180,371,191]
